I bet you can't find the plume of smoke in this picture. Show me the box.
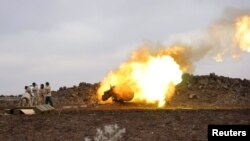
[197,8,245,61]
[158,8,250,72]
[106,8,250,74]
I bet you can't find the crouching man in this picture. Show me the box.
[19,86,32,107]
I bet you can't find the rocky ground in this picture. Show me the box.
[0,73,249,141]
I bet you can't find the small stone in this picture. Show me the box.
[189,94,198,99]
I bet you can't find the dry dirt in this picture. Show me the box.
[0,104,249,141]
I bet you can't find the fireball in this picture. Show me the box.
[97,47,183,107]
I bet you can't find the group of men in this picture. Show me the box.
[20,82,53,107]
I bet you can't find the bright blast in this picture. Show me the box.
[97,48,183,107]
[97,15,250,107]
[235,16,250,52]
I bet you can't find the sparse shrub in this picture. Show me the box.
[85,124,126,141]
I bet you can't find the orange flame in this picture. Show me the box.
[97,15,250,107]
[235,15,250,52]
[98,47,183,107]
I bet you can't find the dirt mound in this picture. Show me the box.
[53,82,99,107]
[0,96,19,108]
[173,73,250,108]
[51,73,250,108]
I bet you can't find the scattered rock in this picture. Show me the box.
[189,94,198,99]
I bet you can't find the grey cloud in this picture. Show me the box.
[0,0,250,94]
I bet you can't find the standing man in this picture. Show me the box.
[45,82,54,107]
[32,82,39,106]
[38,84,46,105]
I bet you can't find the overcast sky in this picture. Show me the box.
[0,0,250,95]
